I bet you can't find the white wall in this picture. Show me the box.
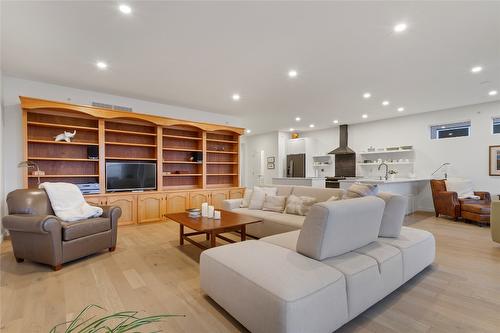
[1,76,243,200]
[240,132,280,187]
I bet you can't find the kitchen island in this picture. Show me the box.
[272,177,326,188]
[339,178,430,214]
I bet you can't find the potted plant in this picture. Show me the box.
[50,304,182,333]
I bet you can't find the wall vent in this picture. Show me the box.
[92,102,133,112]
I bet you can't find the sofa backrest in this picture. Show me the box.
[259,184,345,202]
[291,186,345,202]
[258,185,294,197]
[296,196,385,260]
[376,193,407,237]
[6,188,55,216]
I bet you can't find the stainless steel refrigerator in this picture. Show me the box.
[286,154,306,177]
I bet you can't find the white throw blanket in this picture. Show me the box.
[39,182,103,222]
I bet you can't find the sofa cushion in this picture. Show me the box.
[262,195,287,213]
[200,240,349,333]
[376,192,407,237]
[291,186,345,202]
[378,226,435,282]
[344,183,379,199]
[297,196,385,260]
[261,230,301,251]
[61,217,110,241]
[285,195,317,216]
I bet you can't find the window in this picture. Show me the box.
[430,121,471,140]
[493,117,500,134]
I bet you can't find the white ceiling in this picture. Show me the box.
[2,1,500,134]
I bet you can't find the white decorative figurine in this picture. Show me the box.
[54,130,76,142]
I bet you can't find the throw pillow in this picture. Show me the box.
[248,188,267,210]
[262,195,287,213]
[285,195,317,216]
[240,189,253,208]
[327,195,340,202]
[344,183,379,199]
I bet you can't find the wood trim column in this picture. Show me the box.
[202,131,207,189]
[22,110,28,188]
[98,119,106,193]
[156,125,163,190]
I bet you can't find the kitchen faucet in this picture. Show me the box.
[378,162,389,180]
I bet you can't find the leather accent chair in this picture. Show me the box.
[2,189,121,271]
[430,179,491,224]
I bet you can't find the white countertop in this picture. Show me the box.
[338,178,429,184]
[272,177,326,180]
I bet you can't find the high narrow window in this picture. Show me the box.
[430,121,471,140]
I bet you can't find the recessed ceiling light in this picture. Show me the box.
[289,128,295,131]
[288,70,298,78]
[489,90,498,96]
[245,129,251,134]
[397,107,405,112]
[309,124,315,128]
[441,126,446,129]
[382,100,390,106]
[232,93,240,101]
[363,92,371,99]
[96,61,108,70]
[295,117,301,122]
[393,23,408,33]
[362,114,368,119]
[471,66,483,73]
[119,4,132,14]
[333,120,339,124]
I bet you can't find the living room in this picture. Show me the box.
[1,1,500,332]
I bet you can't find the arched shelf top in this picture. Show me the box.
[20,96,244,135]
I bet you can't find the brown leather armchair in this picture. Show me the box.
[430,179,491,224]
[2,189,121,271]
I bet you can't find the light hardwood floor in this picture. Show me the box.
[1,214,500,332]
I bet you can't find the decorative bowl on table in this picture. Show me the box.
[187,208,201,218]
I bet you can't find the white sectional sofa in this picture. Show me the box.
[201,194,435,333]
[223,185,345,238]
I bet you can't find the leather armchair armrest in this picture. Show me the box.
[100,206,122,220]
[437,191,460,205]
[2,214,61,234]
[223,199,242,211]
[474,191,491,203]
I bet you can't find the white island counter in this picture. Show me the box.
[339,178,430,214]
[272,177,326,188]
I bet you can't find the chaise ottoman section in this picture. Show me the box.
[378,226,435,282]
[200,240,349,333]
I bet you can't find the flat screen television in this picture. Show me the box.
[106,162,157,192]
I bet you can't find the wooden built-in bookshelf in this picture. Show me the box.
[21,96,244,193]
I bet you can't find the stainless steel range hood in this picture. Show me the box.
[328,124,355,155]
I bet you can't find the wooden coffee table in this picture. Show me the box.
[166,210,262,249]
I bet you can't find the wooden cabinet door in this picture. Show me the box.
[229,188,245,199]
[85,196,106,206]
[107,195,137,226]
[137,193,166,224]
[189,191,212,209]
[166,192,189,214]
[211,190,230,210]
